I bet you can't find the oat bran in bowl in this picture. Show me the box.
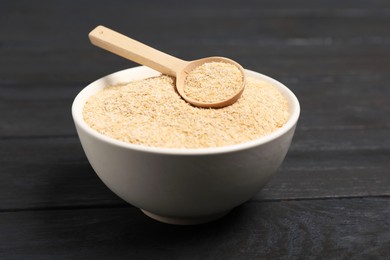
[72,66,300,225]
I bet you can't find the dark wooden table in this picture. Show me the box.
[1,1,390,259]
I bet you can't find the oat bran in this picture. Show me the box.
[82,75,289,149]
[184,61,243,103]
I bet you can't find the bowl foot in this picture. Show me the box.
[141,209,230,225]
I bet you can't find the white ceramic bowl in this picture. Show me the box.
[72,66,300,225]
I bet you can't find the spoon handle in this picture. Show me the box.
[89,26,187,77]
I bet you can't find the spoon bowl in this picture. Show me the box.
[89,26,245,108]
[176,56,245,108]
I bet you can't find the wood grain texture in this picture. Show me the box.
[2,0,390,85]
[1,0,390,258]
[0,198,389,259]
[1,76,389,136]
[0,135,388,209]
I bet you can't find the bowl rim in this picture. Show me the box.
[72,66,300,155]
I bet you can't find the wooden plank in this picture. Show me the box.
[0,136,388,210]
[0,84,80,137]
[0,137,124,210]
[1,1,390,85]
[258,152,390,200]
[1,36,390,86]
[1,70,389,137]
[0,197,389,259]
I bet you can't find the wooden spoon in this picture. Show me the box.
[89,25,245,108]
